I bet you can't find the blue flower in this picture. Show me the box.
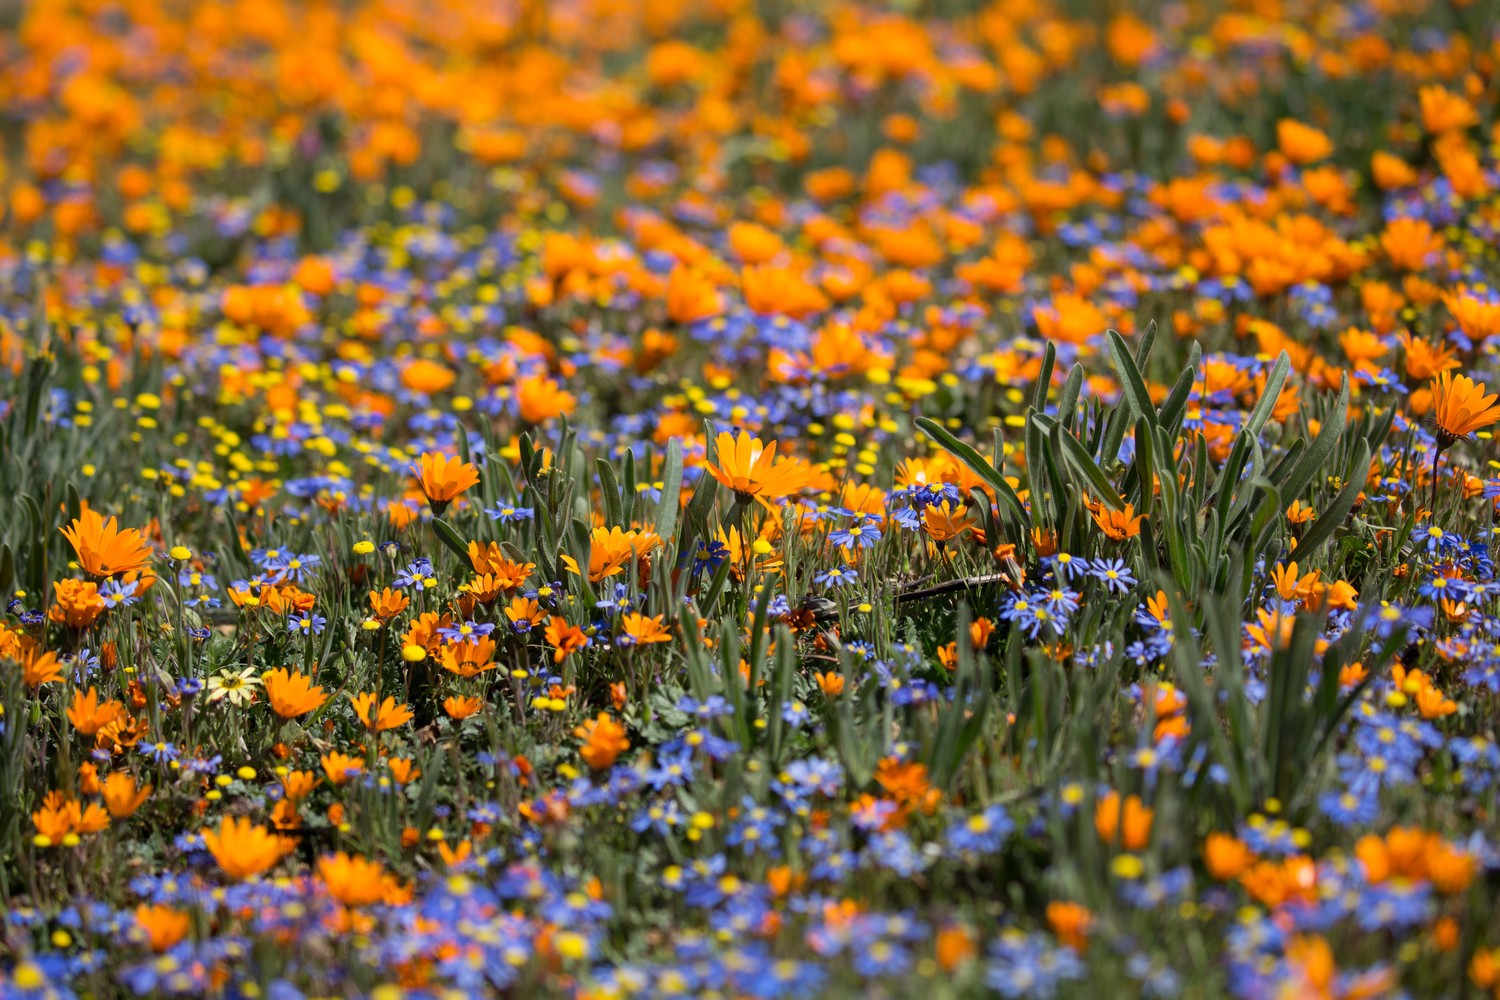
[985,931,1085,999]
[288,613,327,635]
[484,503,535,522]
[438,620,496,642]
[946,804,1014,855]
[393,558,435,589]
[815,564,858,588]
[829,519,881,550]
[1090,557,1137,594]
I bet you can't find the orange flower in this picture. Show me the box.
[49,579,106,628]
[1415,681,1457,720]
[412,452,480,511]
[1091,502,1145,541]
[67,686,126,736]
[368,587,410,622]
[201,815,293,880]
[387,758,420,784]
[133,904,190,952]
[400,358,455,395]
[515,374,577,424]
[575,712,630,770]
[444,695,483,719]
[350,691,414,732]
[318,852,396,907]
[1276,119,1333,164]
[1045,901,1092,953]
[440,637,498,677]
[1381,217,1444,271]
[564,526,663,582]
[1371,151,1418,190]
[467,542,535,584]
[504,596,547,631]
[705,430,811,508]
[459,573,509,606]
[1239,856,1317,908]
[20,641,64,689]
[1397,331,1460,381]
[1430,371,1500,443]
[282,771,319,801]
[1033,293,1107,345]
[619,612,672,645]
[1442,289,1500,343]
[545,617,590,663]
[261,668,329,718]
[934,925,977,972]
[1094,791,1153,850]
[321,751,365,785]
[60,509,153,579]
[741,263,829,319]
[1203,832,1256,880]
[665,264,724,325]
[102,771,152,818]
[922,502,974,543]
[32,790,109,843]
[1419,85,1478,136]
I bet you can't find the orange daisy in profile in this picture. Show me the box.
[1430,371,1500,445]
[1427,370,1500,505]
[60,509,153,579]
[704,430,811,509]
[412,452,480,513]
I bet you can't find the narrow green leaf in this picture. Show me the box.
[656,440,685,543]
[1244,351,1291,439]
[430,518,472,563]
[916,417,1028,533]
[1290,440,1368,560]
[596,458,624,528]
[1107,329,1156,428]
[1053,420,1123,510]
[1033,341,1056,413]
[1277,373,1349,505]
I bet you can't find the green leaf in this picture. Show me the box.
[1244,351,1291,440]
[656,440,685,544]
[1058,363,1084,429]
[430,518,472,563]
[1052,419,1123,510]
[1033,340,1056,413]
[916,417,1029,535]
[1277,372,1349,505]
[596,458,624,528]
[1107,329,1156,428]
[621,448,638,527]
[1134,318,1157,372]
[1289,440,1368,561]
[684,464,719,534]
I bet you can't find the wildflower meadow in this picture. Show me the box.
[2,0,1500,997]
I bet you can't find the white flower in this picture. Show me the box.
[206,666,262,706]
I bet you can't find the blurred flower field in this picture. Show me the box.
[2,0,1500,996]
